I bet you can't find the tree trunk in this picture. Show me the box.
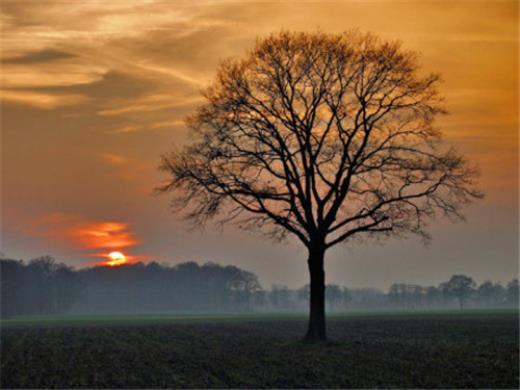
[305,243,326,341]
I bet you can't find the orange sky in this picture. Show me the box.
[1,1,518,287]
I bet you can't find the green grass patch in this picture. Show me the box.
[2,308,517,328]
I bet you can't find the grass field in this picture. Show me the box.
[1,310,518,388]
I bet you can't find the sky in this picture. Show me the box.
[1,0,518,289]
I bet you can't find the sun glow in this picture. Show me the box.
[106,251,127,266]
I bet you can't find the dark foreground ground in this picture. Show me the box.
[1,310,518,388]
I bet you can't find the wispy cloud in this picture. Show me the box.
[0,90,89,109]
[97,94,202,117]
[100,153,128,165]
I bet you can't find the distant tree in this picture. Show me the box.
[424,286,442,308]
[326,284,342,311]
[25,256,57,314]
[297,284,310,306]
[270,284,291,310]
[349,288,386,309]
[388,283,406,308]
[252,289,268,310]
[388,283,421,308]
[229,269,262,311]
[409,284,424,309]
[440,274,476,310]
[54,264,84,313]
[76,261,263,314]
[505,279,519,307]
[1,256,83,317]
[158,31,482,340]
[0,259,24,318]
[476,281,505,307]
[341,287,352,309]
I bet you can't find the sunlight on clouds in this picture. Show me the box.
[100,153,128,166]
[150,119,186,130]
[98,94,203,117]
[22,212,144,263]
[1,63,106,88]
[0,90,89,109]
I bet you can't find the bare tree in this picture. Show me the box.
[158,31,482,341]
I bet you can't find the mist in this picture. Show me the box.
[1,256,518,319]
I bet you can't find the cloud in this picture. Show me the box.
[1,62,106,88]
[2,49,76,64]
[100,153,128,165]
[98,94,202,117]
[108,119,185,134]
[23,212,144,262]
[0,90,89,109]
[74,222,138,250]
[61,71,157,99]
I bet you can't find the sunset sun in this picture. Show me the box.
[106,251,127,267]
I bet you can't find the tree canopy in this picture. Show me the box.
[159,31,481,249]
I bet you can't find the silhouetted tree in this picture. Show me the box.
[0,259,24,317]
[159,31,482,340]
[76,261,262,314]
[0,256,83,317]
[440,274,476,310]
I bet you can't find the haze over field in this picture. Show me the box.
[1,0,518,288]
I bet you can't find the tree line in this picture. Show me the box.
[265,275,518,312]
[1,257,518,318]
[0,257,260,318]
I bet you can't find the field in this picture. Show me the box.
[1,310,518,388]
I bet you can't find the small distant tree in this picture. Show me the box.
[440,274,476,310]
[409,284,424,309]
[424,286,442,308]
[477,280,505,307]
[325,284,342,311]
[505,279,519,307]
[297,284,310,307]
[54,265,84,313]
[26,256,60,314]
[159,31,482,340]
[229,269,261,311]
[0,259,24,318]
[252,289,268,310]
[270,284,291,310]
[341,287,352,310]
[388,283,401,307]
